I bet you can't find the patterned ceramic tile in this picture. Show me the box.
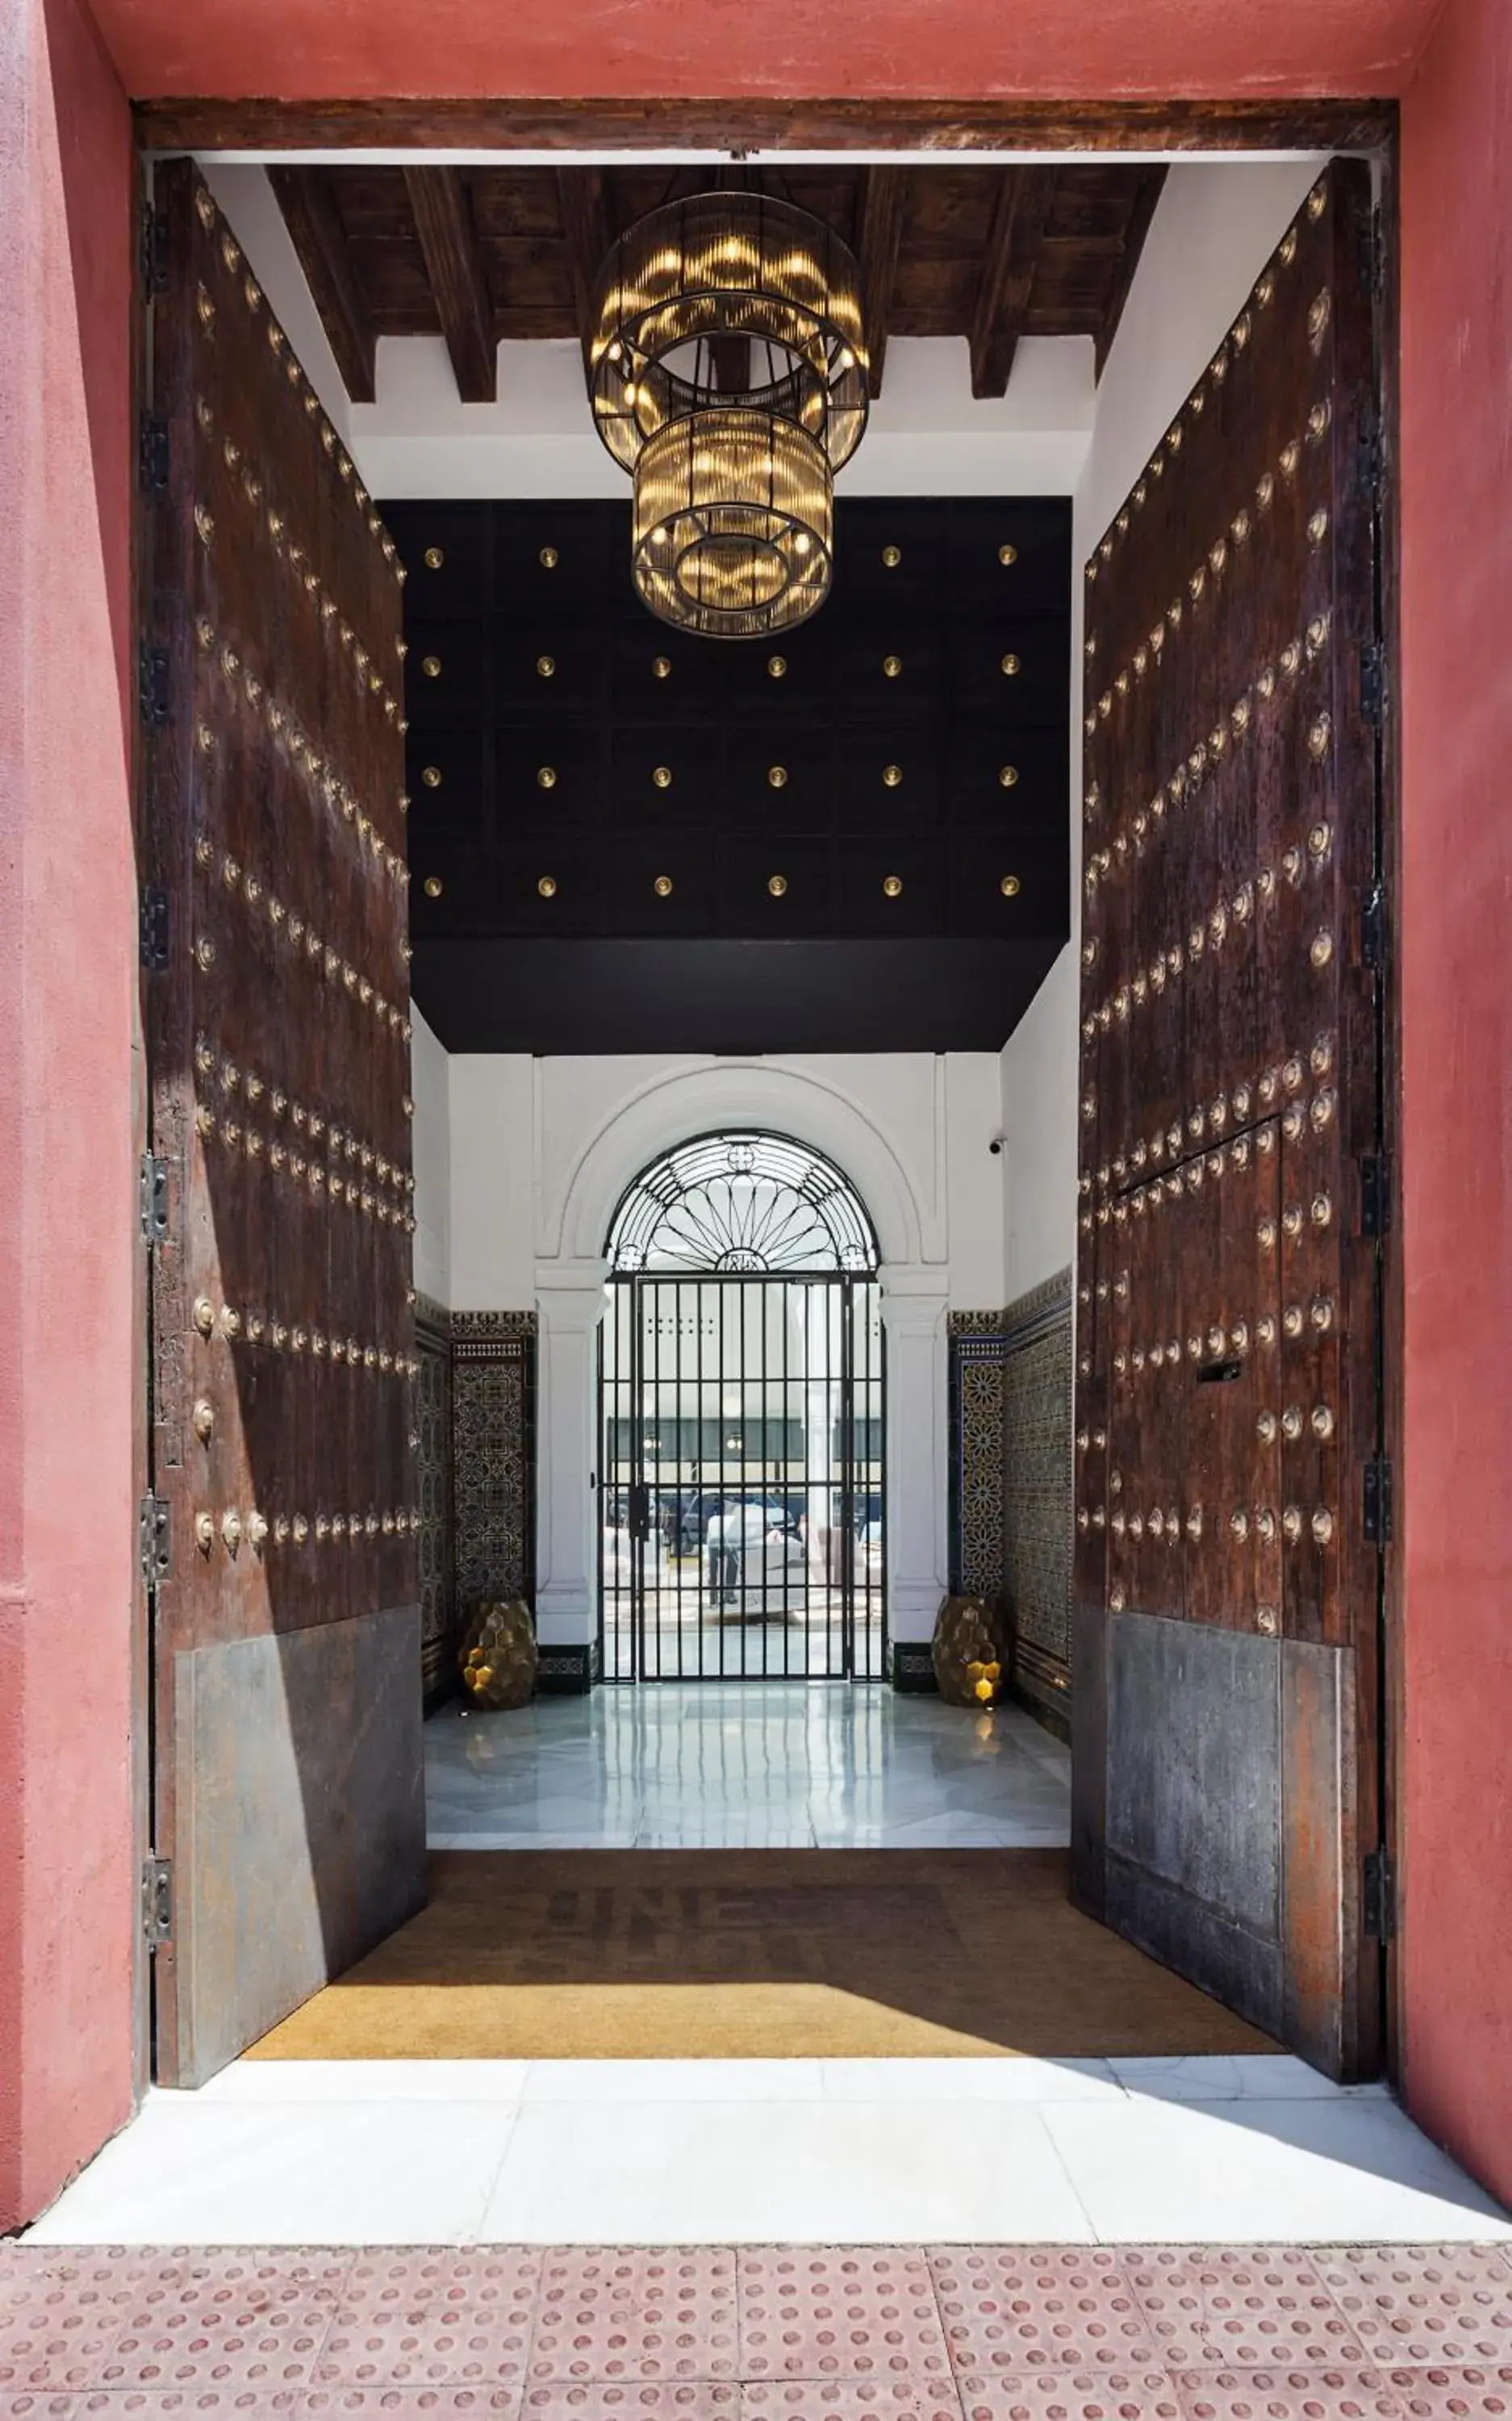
[452,1312,537,1617]
[948,1273,1073,1720]
[416,1295,456,1698]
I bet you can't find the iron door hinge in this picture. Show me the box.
[1360,1153,1393,1239]
[140,883,169,971]
[138,414,170,496]
[1363,1847,1397,1942]
[1360,640,1389,727]
[140,204,169,297]
[139,1493,171,1592]
[140,1152,169,1243]
[142,1856,173,1950]
[139,643,170,728]
[1357,407,1386,499]
[1362,882,1389,974]
[1364,1457,1394,1546]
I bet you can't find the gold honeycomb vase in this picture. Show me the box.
[459,1599,538,1710]
[931,1593,1012,1708]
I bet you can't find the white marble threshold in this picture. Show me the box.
[25,2055,1509,2249]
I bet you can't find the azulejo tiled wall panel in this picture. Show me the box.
[412,1307,538,1703]
[948,1273,1074,1734]
[415,1294,456,1703]
[451,1311,537,1616]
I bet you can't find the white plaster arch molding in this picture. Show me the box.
[541,1057,939,1277]
[532,1056,950,1654]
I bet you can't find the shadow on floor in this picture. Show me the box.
[246,1846,1280,2061]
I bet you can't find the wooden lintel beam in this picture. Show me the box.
[135,98,1398,159]
[1094,165,1169,377]
[970,165,1059,399]
[856,165,906,399]
[403,165,496,403]
[555,165,610,367]
[266,165,376,403]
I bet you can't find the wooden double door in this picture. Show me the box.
[136,153,1389,2087]
[1071,159,1390,2076]
[140,161,426,2084]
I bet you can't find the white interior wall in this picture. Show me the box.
[413,1049,1006,1312]
[996,154,1330,1302]
[408,1007,452,1306]
[350,332,1094,500]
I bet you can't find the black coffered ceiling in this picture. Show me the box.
[390,495,1071,1052]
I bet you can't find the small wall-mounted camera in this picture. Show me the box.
[988,1134,1008,1157]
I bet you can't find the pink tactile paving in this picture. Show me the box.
[929,2252,1160,2375]
[315,2253,542,2390]
[954,2368,1183,2421]
[1175,2369,1403,2421]
[1379,2365,1512,2417]
[93,2256,355,2400]
[0,2398,77,2421]
[305,2393,536,2421]
[0,2299,130,2394]
[742,2381,963,2421]
[1316,2256,1512,2367]
[531,2253,738,2383]
[1122,2256,1367,2370]
[520,2388,741,2421]
[738,2255,950,2383]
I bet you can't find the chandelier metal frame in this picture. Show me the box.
[586,188,869,637]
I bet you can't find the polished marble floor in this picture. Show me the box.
[424,1683,1072,1850]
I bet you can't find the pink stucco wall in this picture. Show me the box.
[1397,0,1512,2214]
[0,0,138,2232]
[3,0,1512,2227]
[81,0,1438,105]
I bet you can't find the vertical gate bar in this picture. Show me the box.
[656,1276,665,1683]
[761,1272,772,1678]
[692,1272,703,1684]
[596,1309,606,1680]
[633,1280,642,1682]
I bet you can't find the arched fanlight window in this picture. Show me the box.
[607,1130,879,1275]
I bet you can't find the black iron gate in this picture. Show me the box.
[599,1272,884,1680]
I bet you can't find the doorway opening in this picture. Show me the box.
[598,1129,886,1681]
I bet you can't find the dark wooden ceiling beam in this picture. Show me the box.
[556,165,609,367]
[969,165,1059,398]
[1094,165,1168,375]
[266,165,377,402]
[403,165,497,402]
[856,165,907,398]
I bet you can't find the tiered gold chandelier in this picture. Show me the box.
[587,190,869,637]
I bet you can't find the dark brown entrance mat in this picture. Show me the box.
[246,1849,1279,2060]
